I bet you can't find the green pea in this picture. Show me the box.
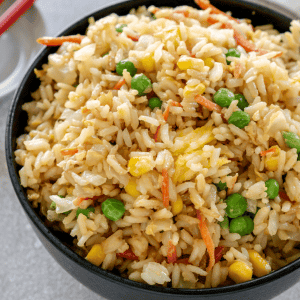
[228,111,251,129]
[234,94,249,110]
[265,179,279,199]
[116,60,137,77]
[131,74,152,96]
[116,24,127,33]
[148,97,162,110]
[102,52,109,57]
[215,181,228,192]
[219,216,229,229]
[76,206,95,218]
[282,131,300,153]
[226,48,241,65]
[213,88,235,108]
[229,216,254,236]
[225,193,247,219]
[102,198,125,221]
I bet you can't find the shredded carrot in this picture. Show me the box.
[162,168,170,208]
[154,125,161,142]
[170,100,183,107]
[81,107,91,114]
[206,15,268,56]
[117,249,139,260]
[222,22,268,55]
[233,61,243,79]
[127,34,140,41]
[273,52,283,58]
[36,35,84,46]
[163,105,170,121]
[206,15,220,25]
[195,0,238,22]
[190,51,196,58]
[61,148,78,156]
[152,7,160,14]
[113,78,126,90]
[260,147,277,156]
[279,191,292,202]
[174,10,189,17]
[196,210,215,272]
[195,95,222,113]
[222,23,255,52]
[73,195,101,206]
[73,197,85,206]
[214,246,224,264]
[175,258,190,264]
[167,241,177,264]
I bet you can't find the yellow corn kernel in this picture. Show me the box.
[248,250,271,278]
[177,56,204,71]
[86,244,106,266]
[141,54,155,72]
[265,146,280,171]
[183,83,206,98]
[125,178,140,198]
[228,261,253,284]
[172,195,183,215]
[265,156,278,171]
[128,156,154,177]
[204,57,215,68]
[177,58,192,70]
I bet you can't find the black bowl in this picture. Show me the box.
[6,0,300,299]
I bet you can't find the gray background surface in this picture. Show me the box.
[1,0,300,299]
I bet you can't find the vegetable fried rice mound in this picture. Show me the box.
[15,1,300,289]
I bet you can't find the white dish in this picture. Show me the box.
[0,1,44,98]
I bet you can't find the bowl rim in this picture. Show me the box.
[5,0,300,296]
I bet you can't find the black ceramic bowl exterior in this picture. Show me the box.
[5,0,300,299]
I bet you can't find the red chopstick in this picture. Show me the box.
[0,0,35,36]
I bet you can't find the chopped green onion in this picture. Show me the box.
[76,206,95,218]
[116,24,127,33]
[214,181,228,191]
[50,201,56,210]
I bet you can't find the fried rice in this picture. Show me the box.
[14,1,300,289]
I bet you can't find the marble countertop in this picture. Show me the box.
[1,0,300,299]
